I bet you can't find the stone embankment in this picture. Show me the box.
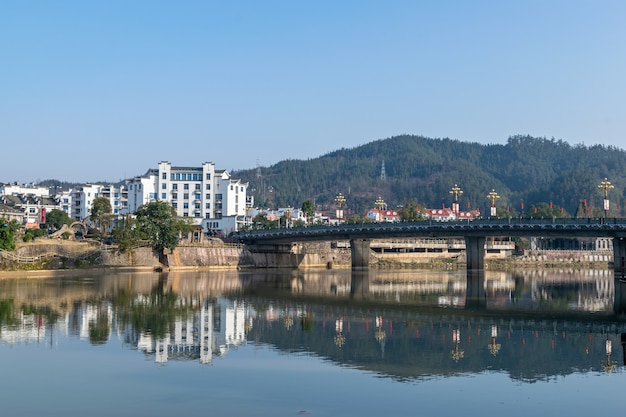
[0,240,614,272]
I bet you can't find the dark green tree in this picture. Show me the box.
[399,200,426,221]
[0,218,21,251]
[252,212,279,229]
[302,200,315,224]
[90,196,113,237]
[112,215,144,252]
[135,201,192,251]
[45,209,72,230]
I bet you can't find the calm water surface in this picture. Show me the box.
[1,268,626,417]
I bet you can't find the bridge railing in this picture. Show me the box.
[234,217,626,241]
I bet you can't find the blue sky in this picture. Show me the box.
[2,1,625,183]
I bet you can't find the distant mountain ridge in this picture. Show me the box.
[233,134,626,217]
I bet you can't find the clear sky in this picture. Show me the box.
[2,1,625,183]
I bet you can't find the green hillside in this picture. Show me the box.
[233,135,626,217]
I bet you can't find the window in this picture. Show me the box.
[195,212,201,217]
[175,173,180,181]
[172,193,178,199]
[184,202,189,209]
[195,184,201,190]
[183,193,189,200]
[183,212,188,217]
[162,183,167,189]
[172,202,178,208]
[162,172,167,179]
[172,184,178,190]
[184,184,189,190]
[205,203,210,209]
[182,173,187,181]
[205,194,210,199]
[205,184,210,190]
[206,173,211,180]
[195,203,201,209]
[161,193,166,199]
[170,173,175,180]
[230,185,233,191]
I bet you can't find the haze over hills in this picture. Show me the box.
[233,135,626,217]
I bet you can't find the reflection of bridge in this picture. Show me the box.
[235,218,626,270]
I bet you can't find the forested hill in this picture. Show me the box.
[233,135,626,217]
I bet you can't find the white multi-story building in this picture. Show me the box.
[56,190,73,218]
[0,182,50,197]
[71,184,128,221]
[126,161,251,234]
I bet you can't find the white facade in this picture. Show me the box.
[126,171,158,214]
[126,161,250,233]
[71,184,128,221]
[56,190,73,217]
[0,183,50,197]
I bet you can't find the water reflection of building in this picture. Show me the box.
[135,298,247,364]
[0,312,47,344]
[528,269,614,312]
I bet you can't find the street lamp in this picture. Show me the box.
[334,193,346,221]
[487,189,500,218]
[451,328,464,362]
[374,196,386,222]
[245,205,252,227]
[598,178,614,218]
[285,206,292,228]
[374,196,386,210]
[449,184,463,214]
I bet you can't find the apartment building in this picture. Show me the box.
[126,161,251,234]
[71,184,128,221]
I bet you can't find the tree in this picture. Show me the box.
[252,212,279,229]
[112,215,144,252]
[399,200,426,221]
[135,201,192,251]
[0,218,21,251]
[45,209,72,230]
[302,200,315,224]
[91,197,113,237]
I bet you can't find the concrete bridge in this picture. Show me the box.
[234,218,626,271]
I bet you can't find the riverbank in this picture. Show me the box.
[0,239,615,273]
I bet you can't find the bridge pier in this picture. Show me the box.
[350,239,371,269]
[350,269,371,299]
[465,269,486,310]
[614,237,626,277]
[464,236,485,270]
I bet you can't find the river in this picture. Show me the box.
[1,268,625,416]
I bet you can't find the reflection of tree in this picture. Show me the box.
[129,290,189,338]
[0,299,17,326]
[21,304,60,325]
[89,311,110,345]
[301,312,313,332]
